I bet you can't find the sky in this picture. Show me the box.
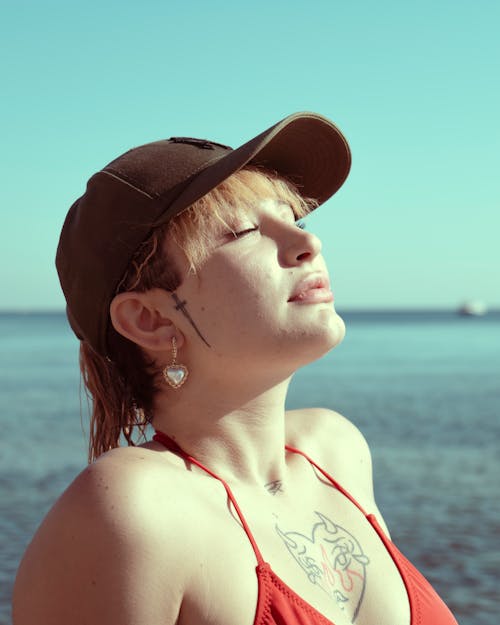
[1,0,498,311]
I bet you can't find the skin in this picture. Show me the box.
[12,196,411,625]
[171,292,211,348]
[109,197,346,485]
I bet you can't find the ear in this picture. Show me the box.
[109,290,184,352]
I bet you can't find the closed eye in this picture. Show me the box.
[230,226,259,238]
[229,221,305,239]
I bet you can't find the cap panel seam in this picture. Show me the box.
[103,152,228,201]
[99,170,156,199]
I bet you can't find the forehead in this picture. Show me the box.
[209,195,296,235]
[207,168,307,222]
[257,197,295,215]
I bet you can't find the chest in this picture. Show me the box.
[178,478,411,625]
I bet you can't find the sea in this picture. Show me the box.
[1,310,499,625]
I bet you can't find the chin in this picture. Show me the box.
[292,310,346,367]
[319,310,346,352]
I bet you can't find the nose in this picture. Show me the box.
[279,223,322,266]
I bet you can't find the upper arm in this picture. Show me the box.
[13,458,186,625]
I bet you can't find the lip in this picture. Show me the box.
[288,272,334,304]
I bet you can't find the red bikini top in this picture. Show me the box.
[153,430,458,625]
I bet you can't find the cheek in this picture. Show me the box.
[211,259,274,309]
[212,280,271,323]
[201,275,281,341]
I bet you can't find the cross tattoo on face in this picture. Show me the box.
[171,292,211,348]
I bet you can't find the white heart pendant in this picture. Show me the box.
[163,365,188,388]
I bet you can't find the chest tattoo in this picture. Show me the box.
[275,511,370,620]
[265,480,284,495]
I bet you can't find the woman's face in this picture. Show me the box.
[169,197,345,373]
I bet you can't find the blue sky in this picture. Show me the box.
[1,0,498,310]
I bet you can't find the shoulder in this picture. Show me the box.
[286,407,389,529]
[13,446,195,624]
[286,407,370,461]
[49,445,193,536]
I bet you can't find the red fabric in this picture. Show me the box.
[153,431,458,625]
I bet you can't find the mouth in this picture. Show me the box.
[288,273,334,304]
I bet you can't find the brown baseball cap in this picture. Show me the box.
[56,111,351,357]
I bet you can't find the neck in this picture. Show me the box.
[151,373,293,486]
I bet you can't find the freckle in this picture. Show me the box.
[201,306,205,311]
[91,579,96,586]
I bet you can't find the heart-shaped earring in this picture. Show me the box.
[162,337,189,389]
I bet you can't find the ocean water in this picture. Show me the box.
[1,311,499,624]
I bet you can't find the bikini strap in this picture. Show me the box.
[285,444,369,517]
[153,430,265,565]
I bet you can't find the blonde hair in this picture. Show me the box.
[80,167,317,462]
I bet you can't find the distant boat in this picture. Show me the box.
[458,300,488,316]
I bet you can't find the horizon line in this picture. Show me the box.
[1,307,499,314]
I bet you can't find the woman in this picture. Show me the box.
[13,113,458,625]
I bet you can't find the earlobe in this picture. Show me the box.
[109,291,182,351]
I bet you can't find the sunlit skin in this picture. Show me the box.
[131,197,347,485]
[13,196,416,625]
[168,198,344,369]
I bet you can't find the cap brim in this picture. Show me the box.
[160,111,351,223]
